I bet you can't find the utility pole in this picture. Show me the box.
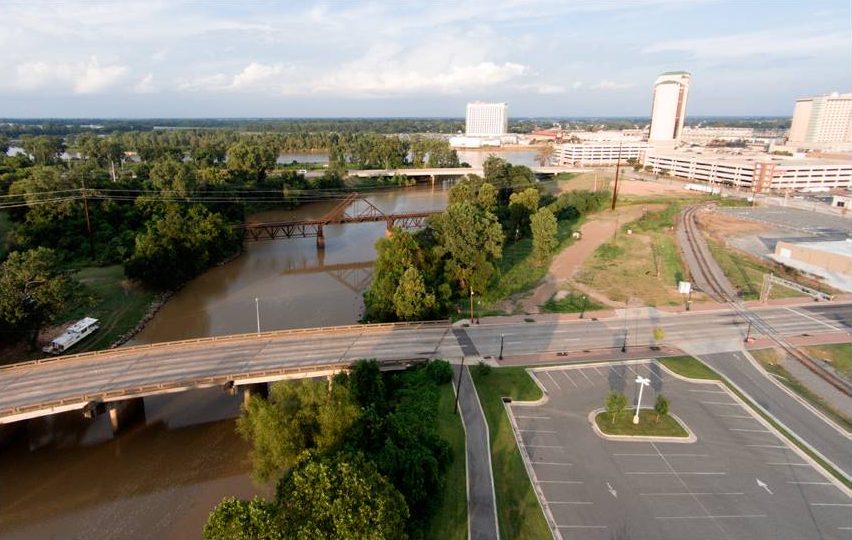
[498,333,505,360]
[80,177,95,260]
[469,286,475,324]
[610,141,623,211]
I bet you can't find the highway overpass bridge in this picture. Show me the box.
[0,302,849,434]
[345,165,589,179]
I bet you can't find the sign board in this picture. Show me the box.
[678,281,692,295]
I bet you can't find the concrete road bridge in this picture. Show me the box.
[1,303,849,438]
[345,165,589,179]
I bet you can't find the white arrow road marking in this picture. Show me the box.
[756,478,773,495]
[607,482,618,498]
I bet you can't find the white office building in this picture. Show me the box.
[649,72,691,143]
[553,142,651,166]
[642,150,852,192]
[465,102,508,137]
[788,92,852,148]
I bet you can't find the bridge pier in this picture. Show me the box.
[385,220,394,238]
[242,382,269,408]
[107,398,145,435]
[316,224,325,249]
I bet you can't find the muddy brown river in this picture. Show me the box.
[0,186,448,540]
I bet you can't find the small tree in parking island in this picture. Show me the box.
[605,391,627,423]
[654,394,669,423]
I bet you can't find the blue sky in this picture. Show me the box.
[0,0,849,118]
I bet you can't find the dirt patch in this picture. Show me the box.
[698,211,774,243]
[520,204,665,312]
[616,179,686,197]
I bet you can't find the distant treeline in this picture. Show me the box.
[0,116,790,138]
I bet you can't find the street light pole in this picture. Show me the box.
[579,295,587,319]
[499,333,504,360]
[255,297,261,334]
[633,375,651,424]
[469,287,475,324]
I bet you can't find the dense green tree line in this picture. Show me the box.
[364,156,608,322]
[205,359,455,539]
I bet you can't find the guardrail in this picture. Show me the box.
[0,357,430,419]
[0,320,450,372]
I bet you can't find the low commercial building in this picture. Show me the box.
[552,141,650,166]
[642,150,852,192]
[773,239,852,292]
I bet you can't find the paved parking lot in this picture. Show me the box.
[508,360,852,540]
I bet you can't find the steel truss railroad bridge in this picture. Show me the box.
[236,192,438,246]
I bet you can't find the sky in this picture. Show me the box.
[0,0,849,118]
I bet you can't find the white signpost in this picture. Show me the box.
[633,375,651,424]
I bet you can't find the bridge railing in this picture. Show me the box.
[0,320,451,372]
[0,357,430,419]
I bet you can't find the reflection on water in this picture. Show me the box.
[0,388,263,540]
[0,186,447,540]
[132,185,448,343]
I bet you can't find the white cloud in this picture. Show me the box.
[230,62,287,91]
[591,79,634,90]
[177,62,293,93]
[134,73,157,94]
[13,56,127,94]
[643,29,849,60]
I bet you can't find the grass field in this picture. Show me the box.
[576,204,692,306]
[61,265,157,353]
[658,355,721,380]
[555,171,611,193]
[541,290,605,313]
[595,410,688,437]
[471,367,550,540]
[750,348,852,431]
[802,343,851,379]
[706,239,808,300]
[427,383,468,540]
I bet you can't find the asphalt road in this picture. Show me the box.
[509,361,851,540]
[699,350,852,481]
[1,303,849,423]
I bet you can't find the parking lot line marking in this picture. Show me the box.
[532,462,573,466]
[614,453,709,457]
[787,481,833,485]
[810,503,852,507]
[641,492,744,496]
[765,462,810,467]
[613,453,660,457]
[515,415,550,420]
[717,414,754,419]
[655,514,766,520]
[578,369,594,384]
[539,480,583,484]
[561,370,579,387]
[729,428,771,433]
[701,401,740,406]
[747,444,787,449]
[689,389,727,394]
[557,525,607,529]
[625,472,726,476]
[519,429,557,433]
[548,501,593,505]
[637,364,663,381]
[545,372,561,390]
[592,365,604,377]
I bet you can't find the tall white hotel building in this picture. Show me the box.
[465,102,508,137]
[788,92,852,147]
[648,71,691,143]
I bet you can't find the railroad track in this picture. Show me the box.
[679,204,852,397]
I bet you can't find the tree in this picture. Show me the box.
[227,141,277,184]
[508,187,540,238]
[20,135,65,165]
[654,394,669,423]
[0,248,75,348]
[274,452,409,540]
[531,207,558,262]
[363,230,422,322]
[393,267,436,321]
[429,201,503,295]
[536,143,554,166]
[236,378,360,482]
[483,155,511,187]
[605,391,627,424]
[653,327,665,344]
[203,497,280,540]
[0,134,9,156]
